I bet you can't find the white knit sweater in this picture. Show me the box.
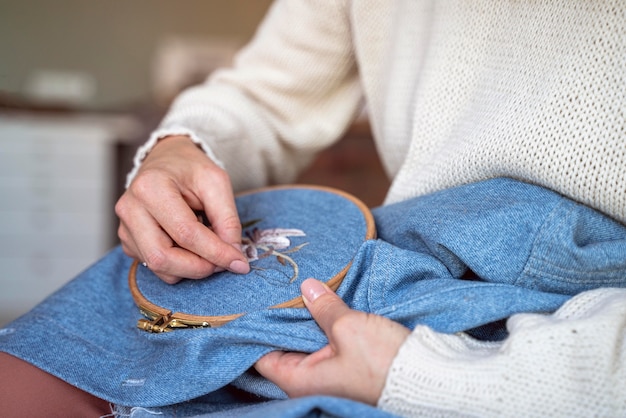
[131,1,626,415]
[379,287,626,417]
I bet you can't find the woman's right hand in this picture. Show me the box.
[115,135,250,284]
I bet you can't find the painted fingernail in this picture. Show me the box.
[229,259,249,274]
[301,278,327,303]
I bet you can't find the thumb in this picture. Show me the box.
[300,278,351,337]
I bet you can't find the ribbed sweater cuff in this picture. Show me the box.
[125,126,224,188]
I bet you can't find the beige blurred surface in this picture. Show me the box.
[0,0,273,109]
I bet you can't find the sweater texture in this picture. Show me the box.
[132,0,626,225]
[130,1,626,416]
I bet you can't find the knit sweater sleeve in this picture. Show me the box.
[128,0,362,191]
[378,288,626,417]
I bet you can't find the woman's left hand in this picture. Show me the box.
[255,278,411,405]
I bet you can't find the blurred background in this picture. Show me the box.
[0,1,388,325]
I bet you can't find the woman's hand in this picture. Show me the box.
[255,278,411,405]
[115,135,249,284]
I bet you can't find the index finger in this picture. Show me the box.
[148,188,248,274]
[195,170,243,250]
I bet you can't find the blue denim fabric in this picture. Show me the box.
[135,187,372,317]
[1,178,625,416]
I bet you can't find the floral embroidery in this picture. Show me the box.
[241,221,308,283]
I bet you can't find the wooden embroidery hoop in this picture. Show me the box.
[129,185,376,332]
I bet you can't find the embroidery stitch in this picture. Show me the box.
[241,222,308,283]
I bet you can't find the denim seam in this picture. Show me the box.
[367,241,384,313]
[527,249,626,274]
[517,200,568,288]
[24,313,137,363]
[523,261,626,285]
[522,201,626,284]
[373,282,522,317]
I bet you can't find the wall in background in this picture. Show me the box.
[0,1,391,327]
[0,0,273,109]
[0,1,273,326]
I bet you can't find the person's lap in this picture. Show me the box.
[1,178,625,416]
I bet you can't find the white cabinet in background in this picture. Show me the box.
[0,114,140,324]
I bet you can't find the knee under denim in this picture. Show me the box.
[1,178,625,417]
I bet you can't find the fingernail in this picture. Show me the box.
[301,278,327,303]
[231,243,244,253]
[229,259,249,274]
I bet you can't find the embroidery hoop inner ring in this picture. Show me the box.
[128,184,376,328]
